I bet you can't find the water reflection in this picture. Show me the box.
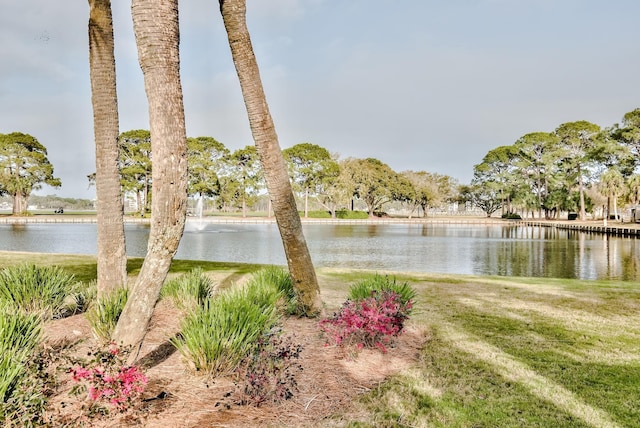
[0,222,638,281]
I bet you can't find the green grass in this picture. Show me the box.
[0,254,637,426]
[318,268,640,428]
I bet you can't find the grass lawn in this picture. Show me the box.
[323,271,640,427]
[1,252,638,427]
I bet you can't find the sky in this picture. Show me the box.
[1,0,640,200]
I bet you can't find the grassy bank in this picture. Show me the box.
[320,271,640,427]
[0,252,638,427]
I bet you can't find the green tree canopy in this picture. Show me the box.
[402,171,458,217]
[554,120,601,220]
[0,132,61,215]
[283,142,339,217]
[344,157,405,217]
[224,145,264,217]
[187,136,228,198]
[118,129,152,216]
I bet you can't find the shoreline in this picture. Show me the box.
[1,214,639,236]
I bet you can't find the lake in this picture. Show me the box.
[0,221,638,281]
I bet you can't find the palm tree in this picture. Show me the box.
[627,174,640,206]
[88,0,127,297]
[113,0,188,351]
[599,169,625,222]
[219,0,321,316]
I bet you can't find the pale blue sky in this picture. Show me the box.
[1,0,639,199]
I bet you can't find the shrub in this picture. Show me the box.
[161,268,213,311]
[319,291,412,353]
[501,212,522,219]
[171,284,280,375]
[302,210,331,218]
[0,263,78,319]
[0,304,43,422]
[2,341,70,427]
[86,287,128,342]
[348,275,416,310]
[336,210,369,219]
[69,344,147,413]
[234,328,303,406]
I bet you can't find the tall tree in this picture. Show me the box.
[0,132,61,215]
[460,184,503,217]
[612,108,640,171]
[555,121,601,221]
[283,142,339,218]
[187,136,228,216]
[513,132,561,219]
[113,0,188,351]
[88,0,127,297]
[119,129,152,216]
[598,169,625,221]
[344,157,406,217]
[224,146,263,217]
[627,174,640,206]
[219,0,321,315]
[316,159,350,218]
[473,145,518,215]
[401,171,439,218]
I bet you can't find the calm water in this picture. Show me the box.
[0,222,638,281]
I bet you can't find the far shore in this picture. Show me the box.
[1,213,639,231]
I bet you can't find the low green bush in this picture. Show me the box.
[171,284,280,375]
[161,268,214,311]
[336,210,369,219]
[348,274,416,309]
[302,210,332,218]
[86,287,128,341]
[501,212,522,219]
[0,263,79,319]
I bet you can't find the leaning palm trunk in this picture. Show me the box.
[219,0,321,316]
[113,0,188,352]
[88,0,127,297]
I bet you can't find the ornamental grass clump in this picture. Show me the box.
[86,287,128,342]
[0,263,79,319]
[171,283,280,375]
[161,267,214,311]
[245,266,299,314]
[0,303,43,421]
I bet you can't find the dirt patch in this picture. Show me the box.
[41,302,427,427]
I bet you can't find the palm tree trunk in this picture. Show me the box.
[113,0,188,352]
[219,0,321,316]
[88,0,127,297]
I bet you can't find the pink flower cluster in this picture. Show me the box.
[319,291,412,353]
[70,345,147,411]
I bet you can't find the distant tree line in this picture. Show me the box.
[462,108,640,220]
[87,131,460,218]
[5,107,639,220]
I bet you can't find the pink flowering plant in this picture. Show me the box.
[69,343,147,413]
[319,290,413,353]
